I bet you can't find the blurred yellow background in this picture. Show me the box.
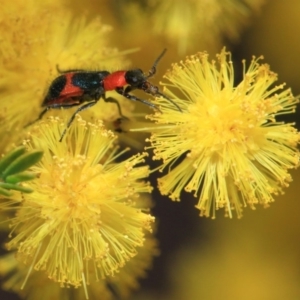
[1,0,300,299]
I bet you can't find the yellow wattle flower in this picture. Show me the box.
[107,231,159,298]
[0,231,158,300]
[146,48,300,218]
[3,116,154,289]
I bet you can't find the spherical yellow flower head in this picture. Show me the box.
[0,232,158,300]
[5,116,154,287]
[107,231,159,298]
[147,48,300,218]
[0,2,130,147]
[0,253,111,300]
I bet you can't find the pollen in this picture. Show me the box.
[4,116,154,287]
[146,48,300,218]
[0,227,158,300]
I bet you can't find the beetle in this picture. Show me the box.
[27,49,181,142]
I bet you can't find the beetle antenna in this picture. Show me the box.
[146,49,167,79]
[156,91,182,112]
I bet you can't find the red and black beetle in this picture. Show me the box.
[27,49,181,141]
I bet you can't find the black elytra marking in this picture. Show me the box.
[46,75,67,100]
[71,72,110,90]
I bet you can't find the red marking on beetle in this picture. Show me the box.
[103,71,127,91]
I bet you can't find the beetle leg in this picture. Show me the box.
[24,107,49,127]
[59,101,97,142]
[102,92,128,120]
[25,101,84,128]
[117,86,161,112]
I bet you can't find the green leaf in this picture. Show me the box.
[0,146,26,175]
[2,151,43,179]
[5,172,38,184]
[0,186,12,196]
[0,182,33,193]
